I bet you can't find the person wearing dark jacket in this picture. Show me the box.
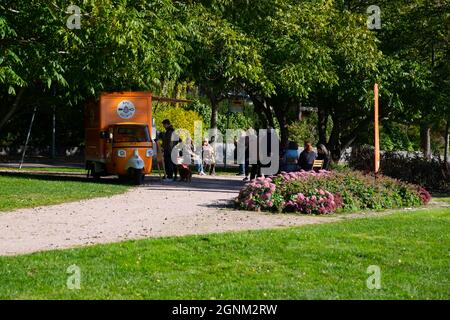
[316,144,331,170]
[161,119,178,180]
[298,141,317,171]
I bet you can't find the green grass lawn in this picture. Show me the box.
[0,166,85,173]
[0,175,129,212]
[0,208,448,299]
[433,194,450,204]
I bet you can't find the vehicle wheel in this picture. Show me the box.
[130,169,144,185]
[91,163,101,181]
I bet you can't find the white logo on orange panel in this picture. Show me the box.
[117,100,136,119]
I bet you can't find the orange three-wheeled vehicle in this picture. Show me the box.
[85,92,156,184]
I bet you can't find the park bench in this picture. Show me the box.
[312,160,324,170]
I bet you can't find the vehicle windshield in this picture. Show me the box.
[114,125,150,143]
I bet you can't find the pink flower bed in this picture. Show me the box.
[284,189,342,215]
[236,177,278,210]
[277,170,332,182]
[235,171,341,214]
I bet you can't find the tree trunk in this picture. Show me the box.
[327,113,371,163]
[261,101,274,128]
[0,87,26,133]
[209,98,219,130]
[445,120,449,163]
[251,97,274,128]
[328,121,342,162]
[279,119,288,149]
[420,123,432,160]
[272,103,289,148]
[317,106,328,145]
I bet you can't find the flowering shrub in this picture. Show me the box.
[417,187,432,205]
[235,177,281,211]
[235,170,431,214]
[285,189,342,214]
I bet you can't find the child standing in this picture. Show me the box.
[202,138,216,175]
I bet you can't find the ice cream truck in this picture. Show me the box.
[85,92,156,184]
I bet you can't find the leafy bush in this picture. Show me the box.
[349,145,450,192]
[153,106,205,138]
[287,116,318,146]
[185,99,257,133]
[235,170,430,214]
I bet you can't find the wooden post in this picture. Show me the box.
[374,83,380,175]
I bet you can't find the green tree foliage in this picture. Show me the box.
[181,1,270,129]
[0,14,24,93]
[288,113,334,147]
[0,0,447,161]
[341,0,449,156]
[153,106,204,139]
[207,0,382,156]
[0,0,187,133]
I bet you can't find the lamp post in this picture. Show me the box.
[19,106,37,169]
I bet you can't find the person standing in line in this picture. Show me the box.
[298,141,317,171]
[248,128,261,180]
[161,119,178,181]
[154,135,166,179]
[242,128,253,181]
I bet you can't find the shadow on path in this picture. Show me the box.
[0,170,246,192]
[142,176,244,193]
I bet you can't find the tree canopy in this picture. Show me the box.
[0,0,448,160]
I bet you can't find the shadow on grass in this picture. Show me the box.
[0,171,247,192]
[0,171,122,185]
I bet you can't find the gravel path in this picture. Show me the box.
[1,175,440,256]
